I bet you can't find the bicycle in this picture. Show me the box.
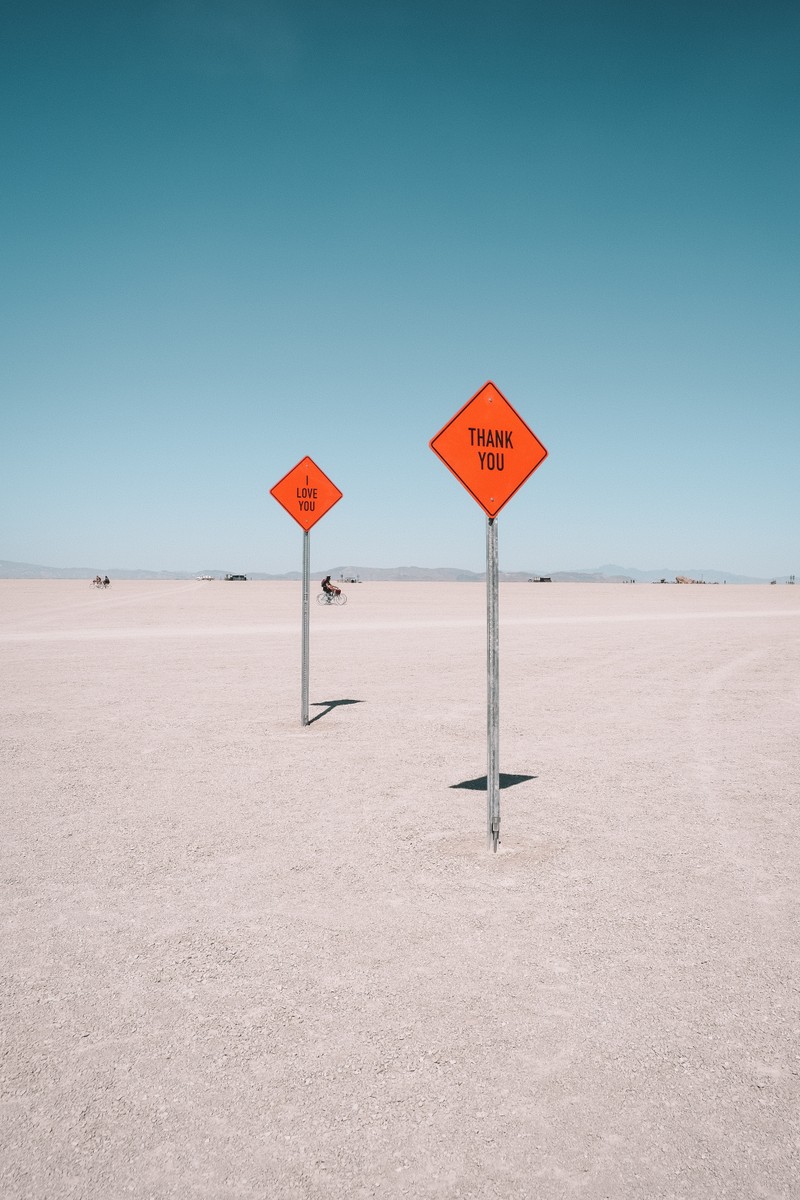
[316,589,347,606]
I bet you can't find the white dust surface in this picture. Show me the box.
[2,580,799,1198]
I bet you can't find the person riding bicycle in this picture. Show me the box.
[321,575,341,596]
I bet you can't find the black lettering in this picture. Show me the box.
[478,451,486,469]
[469,426,513,449]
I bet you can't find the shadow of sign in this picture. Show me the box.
[450,773,537,791]
[308,699,364,725]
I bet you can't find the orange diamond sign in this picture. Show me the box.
[270,456,343,531]
[430,381,548,518]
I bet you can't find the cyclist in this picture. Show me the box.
[321,575,341,597]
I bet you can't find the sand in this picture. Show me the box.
[2,579,799,1198]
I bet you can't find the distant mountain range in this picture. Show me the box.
[0,559,786,584]
[588,563,778,585]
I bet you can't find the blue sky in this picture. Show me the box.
[2,0,798,577]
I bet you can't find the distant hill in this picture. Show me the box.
[0,559,597,582]
[588,563,771,585]
[0,560,203,581]
[325,565,607,583]
[0,559,784,583]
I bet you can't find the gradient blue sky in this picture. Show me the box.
[3,0,798,576]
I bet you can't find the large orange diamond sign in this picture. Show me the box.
[270,456,343,531]
[430,381,548,518]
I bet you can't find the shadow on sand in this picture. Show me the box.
[308,699,364,725]
[450,773,537,791]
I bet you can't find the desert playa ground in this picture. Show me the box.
[2,579,799,1199]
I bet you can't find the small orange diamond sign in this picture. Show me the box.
[430,381,548,518]
[270,456,343,532]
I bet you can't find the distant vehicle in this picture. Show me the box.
[224,574,247,581]
[528,576,552,582]
[197,575,215,581]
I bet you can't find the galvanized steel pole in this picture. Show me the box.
[301,530,310,726]
[487,516,500,851]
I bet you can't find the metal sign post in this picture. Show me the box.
[430,382,548,851]
[486,516,500,850]
[270,456,343,728]
[301,529,310,726]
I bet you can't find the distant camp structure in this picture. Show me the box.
[528,575,552,582]
[224,574,247,581]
